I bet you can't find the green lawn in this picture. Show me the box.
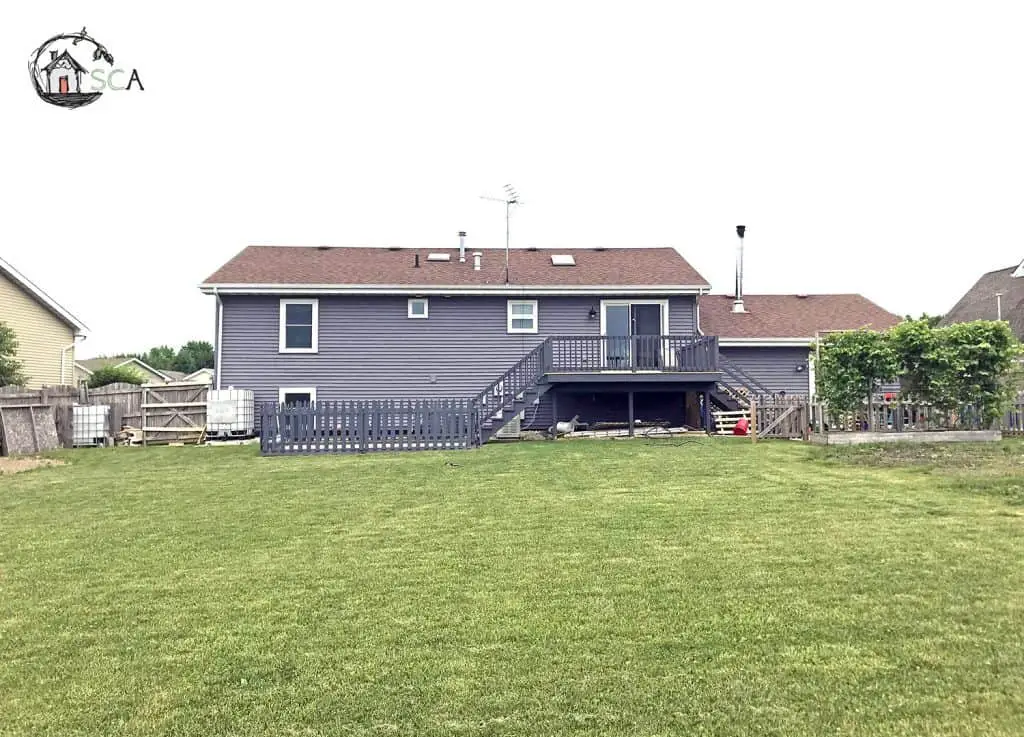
[1,437,1022,736]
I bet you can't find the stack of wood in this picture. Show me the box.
[115,426,144,446]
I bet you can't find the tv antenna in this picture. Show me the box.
[480,183,523,284]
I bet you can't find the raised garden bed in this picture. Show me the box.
[809,429,1002,445]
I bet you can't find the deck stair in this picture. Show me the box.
[472,341,552,445]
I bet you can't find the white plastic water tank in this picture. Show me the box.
[207,389,255,435]
[73,405,110,446]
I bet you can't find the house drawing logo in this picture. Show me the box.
[28,28,143,109]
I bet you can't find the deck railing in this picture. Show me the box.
[546,335,719,373]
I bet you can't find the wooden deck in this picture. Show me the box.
[543,335,720,382]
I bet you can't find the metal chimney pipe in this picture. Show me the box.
[733,225,746,313]
[414,253,420,268]
[472,251,482,271]
[459,231,466,263]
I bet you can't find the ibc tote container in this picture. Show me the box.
[73,405,111,446]
[206,389,255,436]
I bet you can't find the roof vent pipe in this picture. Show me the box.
[459,231,466,263]
[472,251,482,271]
[733,225,747,313]
[414,253,420,268]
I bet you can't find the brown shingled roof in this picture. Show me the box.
[200,245,710,288]
[939,264,1024,339]
[699,294,902,339]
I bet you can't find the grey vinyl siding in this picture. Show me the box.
[719,347,812,396]
[219,294,698,409]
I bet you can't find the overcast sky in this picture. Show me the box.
[4,2,1022,356]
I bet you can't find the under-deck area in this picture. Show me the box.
[542,382,718,435]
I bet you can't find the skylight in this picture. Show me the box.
[426,253,451,262]
[550,254,576,266]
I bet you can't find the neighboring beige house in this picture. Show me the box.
[74,356,175,386]
[182,367,214,385]
[0,255,88,388]
[74,358,215,387]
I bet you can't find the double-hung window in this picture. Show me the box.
[507,299,538,334]
[279,298,318,352]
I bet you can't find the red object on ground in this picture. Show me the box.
[733,418,749,435]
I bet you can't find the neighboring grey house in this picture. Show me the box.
[940,261,1024,339]
[199,240,901,435]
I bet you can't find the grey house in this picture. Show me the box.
[199,240,901,438]
[940,261,1024,339]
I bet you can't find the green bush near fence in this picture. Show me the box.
[816,319,1021,425]
[87,364,145,388]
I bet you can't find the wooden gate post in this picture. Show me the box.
[750,397,758,443]
[142,386,148,447]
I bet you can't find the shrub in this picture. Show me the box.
[815,329,899,413]
[816,319,1022,426]
[88,365,145,388]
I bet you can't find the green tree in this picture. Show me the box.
[137,345,177,371]
[903,313,944,328]
[87,365,145,388]
[888,319,960,409]
[815,329,899,413]
[942,321,1020,426]
[0,322,28,387]
[172,341,214,374]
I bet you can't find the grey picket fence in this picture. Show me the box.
[259,399,477,454]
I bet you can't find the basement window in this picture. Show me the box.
[279,387,317,406]
[408,298,428,318]
[551,254,576,266]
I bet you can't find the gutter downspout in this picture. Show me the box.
[214,287,223,390]
[695,286,705,335]
[60,334,85,386]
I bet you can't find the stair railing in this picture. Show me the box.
[717,354,774,397]
[471,338,551,445]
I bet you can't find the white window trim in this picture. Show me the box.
[408,297,429,318]
[279,298,319,353]
[507,299,539,334]
[278,387,318,404]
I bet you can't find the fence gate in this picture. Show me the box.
[753,397,810,439]
[141,384,209,444]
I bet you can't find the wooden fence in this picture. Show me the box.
[260,399,475,454]
[0,385,78,449]
[811,399,993,434]
[0,382,211,450]
[140,383,208,444]
[752,396,810,439]
[84,382,143,435]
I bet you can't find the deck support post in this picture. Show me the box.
[628,391,635,437]
[551,388,558,435]
[703,389,711,432]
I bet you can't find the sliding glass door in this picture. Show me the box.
[601,301,666,369]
